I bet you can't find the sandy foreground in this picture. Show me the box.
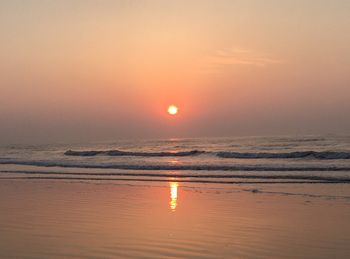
[0,179,350,258]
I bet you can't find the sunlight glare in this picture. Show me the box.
[169,182,178,211]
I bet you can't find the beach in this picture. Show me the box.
[1,179,350,258]
[2,1,350,257]
[1,136,350,258]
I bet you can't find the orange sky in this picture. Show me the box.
[0,0,349,143]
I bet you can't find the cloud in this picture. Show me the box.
[200,47,282,73]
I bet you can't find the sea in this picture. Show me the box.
[1,135,350,184]
[1,135,350,258]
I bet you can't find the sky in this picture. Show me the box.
[0,0,349,144]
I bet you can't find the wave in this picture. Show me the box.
[217,151,350,159]
[64,149,205,157]
[1,159,350,171]
[275,137,326,142]
[64,149,350,160]
[2,170,350,182]
[2,176,339,185]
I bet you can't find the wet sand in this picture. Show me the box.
[0,179,350,258]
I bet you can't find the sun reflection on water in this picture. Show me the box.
[168,158,180,165]
[169,182,178,212]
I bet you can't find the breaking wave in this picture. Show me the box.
[65,149,205,157]
[1,159,350,171]
[217,151,350,159]
[64,149,350,160]
[2,170,350,182]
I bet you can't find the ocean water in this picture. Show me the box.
[1,135,350,258]
[1,135,350,184]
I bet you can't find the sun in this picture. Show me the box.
[167,105,178,115]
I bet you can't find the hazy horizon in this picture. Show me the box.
[1,0,349,144]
